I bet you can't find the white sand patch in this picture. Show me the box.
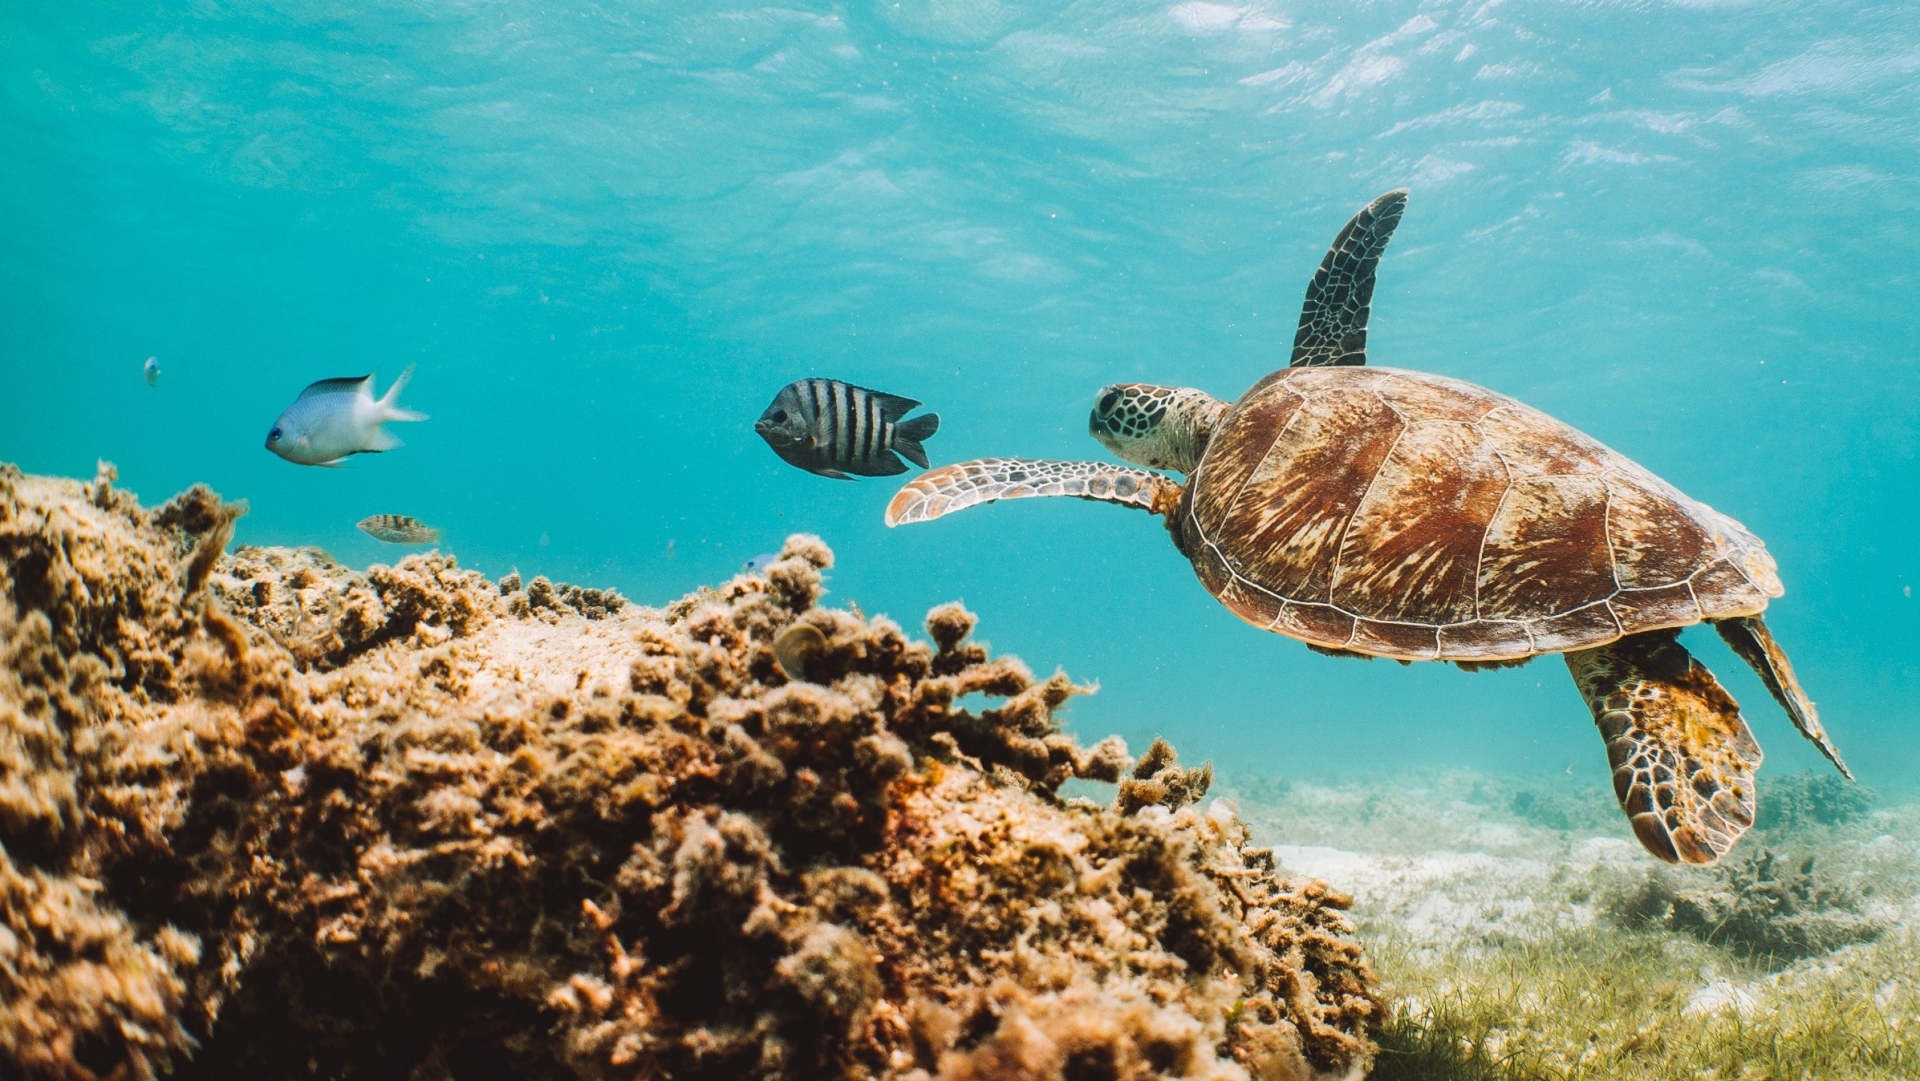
[1684,978,1757,1017]
[1275,835,1639,949]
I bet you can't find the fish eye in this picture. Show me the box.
[268,427,282,442]
[771,409,788,423]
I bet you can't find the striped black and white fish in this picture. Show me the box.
[754,378,940,479]
[357,514,442,545]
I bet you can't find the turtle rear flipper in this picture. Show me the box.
[1715,615,1852,779]
[885,457,1181,526]
[1566,630,1761,865]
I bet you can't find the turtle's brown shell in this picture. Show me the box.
[1176,366,1781,662]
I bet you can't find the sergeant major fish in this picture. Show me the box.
[754,378,939,479]
[357,514,442,545]
[266,367,427,466]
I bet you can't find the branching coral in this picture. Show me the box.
[1604,848,1888,963]
[0,464,1378,1081]
[1753,769,1877,833]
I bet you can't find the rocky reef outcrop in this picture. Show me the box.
[0,463,1378,1081]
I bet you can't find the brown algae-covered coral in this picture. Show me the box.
[0,463,1378,1081]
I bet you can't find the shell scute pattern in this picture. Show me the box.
[1334,418,1507,625]
[1197,388,1404,605]
[1606,473,1714,589]
[1275,600,1356,646]
[1608,581,1705,629]
[1371,369,1503,423]
[1477,473,1617,619]
[1476,405,1616,476]
[1348,618,1441,660]
[1184,367,1780,661]
[1186,387,1306,510]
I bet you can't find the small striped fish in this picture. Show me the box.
[754,378,940,479]
[357,514,442,545]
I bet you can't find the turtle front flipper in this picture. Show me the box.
[1566,630,1761,865]
[885,457,1181,526]
[1290,189,1409,368]
[1714,615,1852,780]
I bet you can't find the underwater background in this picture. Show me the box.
[4,0,1917,796]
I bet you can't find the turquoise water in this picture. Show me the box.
[4,0,1916,795]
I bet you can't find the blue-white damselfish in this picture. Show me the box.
[265,368,427,466]
[755,378,939,479]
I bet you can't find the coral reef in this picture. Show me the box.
[1753,769,1877,833]
[1605,848,1888,963]
[0,463,1379,1081]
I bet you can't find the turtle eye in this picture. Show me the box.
[771,409,788,424]
[1096,389,1120,416]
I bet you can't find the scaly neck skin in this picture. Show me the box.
[1162,390,1230,473]
[1091,384,1229,474]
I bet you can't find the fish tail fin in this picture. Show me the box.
[892,413,940,469]
[380,365,429,422]
[367,428,404,452]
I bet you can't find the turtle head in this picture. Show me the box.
[1088,383,1227,474]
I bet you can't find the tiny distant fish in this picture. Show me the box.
[143,356,161,387]
[755,378,939,480]
[772,623,827,681]
[743,552,779,574]
[357,514,442,545]
[267,367,427,466]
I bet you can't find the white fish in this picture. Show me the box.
[266,367,427,466]
[143,356,161,386]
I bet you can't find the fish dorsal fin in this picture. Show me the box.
[297,375,373,401]
[868,389,921,421]
[1289,190,1408,368]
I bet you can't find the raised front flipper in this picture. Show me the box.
[1290,189,1409,368]
[1715,615,1852,780]
[1566,630,1761,865]
[885,458,1181,526]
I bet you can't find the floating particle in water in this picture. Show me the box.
[357,514,441,545]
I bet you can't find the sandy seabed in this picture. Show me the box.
[1224,768,1920,1080]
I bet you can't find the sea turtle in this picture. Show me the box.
[885,190,1851,865]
